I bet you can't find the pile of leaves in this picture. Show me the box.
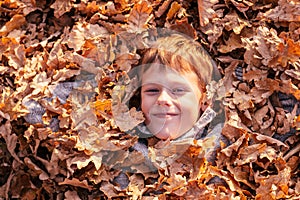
[0,0,299,199]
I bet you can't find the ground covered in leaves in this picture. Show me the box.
[0,0,300,199]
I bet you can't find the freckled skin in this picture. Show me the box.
[141,65,203,140]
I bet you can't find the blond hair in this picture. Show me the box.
[140,34,217,92]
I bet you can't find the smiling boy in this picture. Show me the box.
[134,33,222,145]
[141,64,203,140]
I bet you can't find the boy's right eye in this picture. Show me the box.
[144,88,160,94]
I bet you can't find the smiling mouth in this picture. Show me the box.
[153,113,179,118]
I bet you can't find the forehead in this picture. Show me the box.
[141,65,200,87]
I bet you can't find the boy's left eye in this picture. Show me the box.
[171,88,187,94]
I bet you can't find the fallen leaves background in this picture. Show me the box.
[0,0,300,199]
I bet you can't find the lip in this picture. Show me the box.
[152,113,180,118]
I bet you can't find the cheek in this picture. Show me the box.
[179,96,201,117]
[141,95,153,114]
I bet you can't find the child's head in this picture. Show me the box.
[137,33,217,140]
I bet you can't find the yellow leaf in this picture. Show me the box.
[91,99,112,116]
[166,2,181,21]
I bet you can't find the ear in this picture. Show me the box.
[199,92,211,112]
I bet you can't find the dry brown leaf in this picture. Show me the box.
[100,181,125,199]
[0,121,21,163]
[112,105,144,132]
[262,0,300,22]
[70,97,98,130]
[243,69,268,81]
[128,174,146,200]
[197,0,218,27]
[112,84,145,131]
[219,32,244,53]
[163,174,187,196]
[224,10,250,34]
[64,191,81,200]
[24,157,49,180]
[65,22,109,51]
[220,133,248,158]
[255,167,291,199]
[221,124,245,142]
[242,26,281,67]
[50,0,72,18]
[91,99,112,118]
[155,0,172,18]
[228,0,253,12]
[227,165,256,190]
[199,18,224,48]
[114,53,140,72]
[127,1,154,32]
[251,132,289,151]
[59,178,93,191]
[30,72,51,96]
[208,166,245,196]
[252,101,275,134]
[169,18,197,39]
[183,181,212,199]
[0,14,26,36]
[222,60,240,91]
[235,143,268,165]
[232,90,254,110]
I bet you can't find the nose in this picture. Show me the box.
[156,89,172,106]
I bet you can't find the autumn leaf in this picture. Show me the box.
[255,167,291,199]
[219,32,245,53]
[50,0,72,18]
[163,174,187,196]
[229,0,253,12]
[197,0,218,27]
[0,14,26,36]
[127,1,153,33]
[59,178,93,191]
[262,0,300,22]
[166,2,181,21]
[277,37,300,67]
[91,99,112,117]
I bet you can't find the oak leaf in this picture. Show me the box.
[197,0,218,27]
[127,1,153,33]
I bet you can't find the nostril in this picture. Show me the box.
[156,90,172,105]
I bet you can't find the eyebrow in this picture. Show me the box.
[142,82,191,89]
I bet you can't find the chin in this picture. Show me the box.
[154,130,182,140]
[154,132,170,140]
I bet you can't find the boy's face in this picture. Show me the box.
[141,65,203,140]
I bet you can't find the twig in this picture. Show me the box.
[283,143,300,161]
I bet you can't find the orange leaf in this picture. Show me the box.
[0,14,26,36]
[277,38,300,67]
[166,2,181,21]
[127,1,153,32]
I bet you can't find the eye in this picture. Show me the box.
[171,88,187,95]
[146,89,159,93]
[143,88,160,95]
